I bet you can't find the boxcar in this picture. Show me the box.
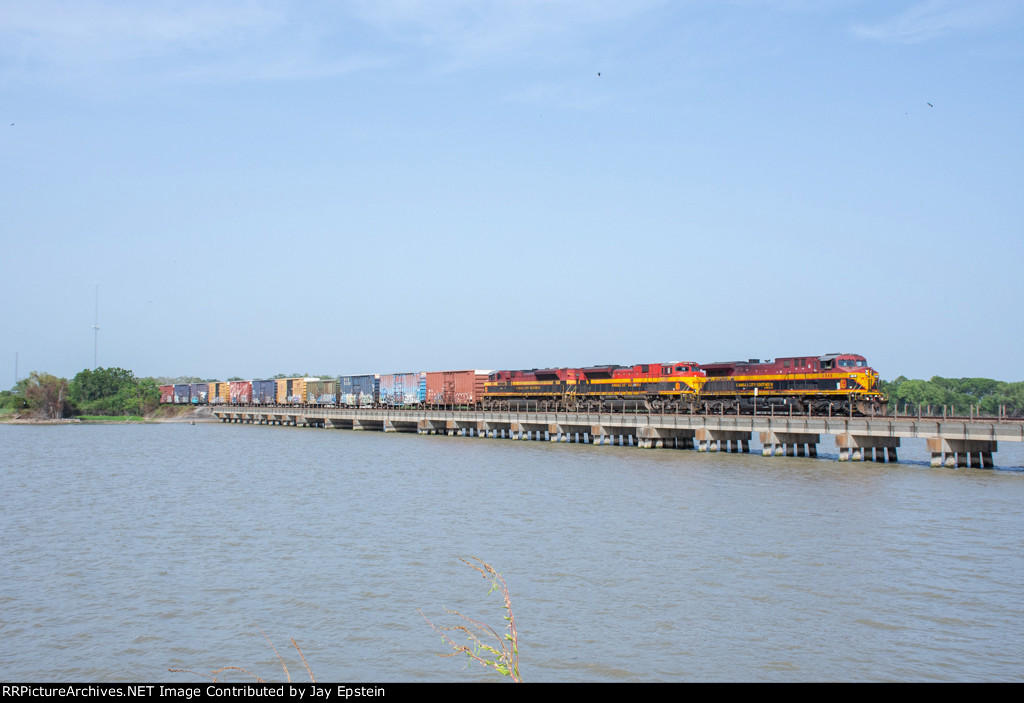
[339,374,379,407]
[306,379,338,404]
[230,380,253,404]
[252,380,277,405]
[208,381,230,405]
[188,383,209,404]
[379,372,426,407]
[425,370,491,408]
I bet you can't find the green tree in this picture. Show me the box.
[68,367,160,416]
[885,375,1023,416]
[23,372,73,419]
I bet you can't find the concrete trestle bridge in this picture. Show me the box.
[210,406,1024,469]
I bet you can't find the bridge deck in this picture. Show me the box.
[209,406,1022,466]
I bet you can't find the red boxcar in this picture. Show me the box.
[230,380,253,404]
[425,370,491,407]
[159,385,174,404]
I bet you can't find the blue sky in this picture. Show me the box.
[2,0,1022,382]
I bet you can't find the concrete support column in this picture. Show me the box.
[927,438,997,470]
[836,434,900,464]
[761,433,821,460]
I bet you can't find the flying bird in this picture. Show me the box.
[927,102,933,107]
[597,72,601,77]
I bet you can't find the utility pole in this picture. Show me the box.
[92,284,100,369]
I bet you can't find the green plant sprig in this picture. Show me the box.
[419,557,521,682]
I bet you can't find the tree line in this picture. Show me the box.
[880,376,1024,416]
[1,367,160,419]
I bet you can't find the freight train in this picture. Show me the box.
[160,352,886,416]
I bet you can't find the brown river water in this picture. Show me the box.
[2,422,1022,681]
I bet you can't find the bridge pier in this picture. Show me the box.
[417,419,443,435]
[511,422,547,440]
[695,428,750,453]
[549,423,590,443]
[589,425,635,446]
[836,434,899,462]
[636,427,696,450]
[926,438,995,469]
[760,432,820,458]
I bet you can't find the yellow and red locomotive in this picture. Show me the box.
[481,353,886,415]
[698,353,885,415]
[483,362,705,412]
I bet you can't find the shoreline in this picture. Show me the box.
[1,408,219,425]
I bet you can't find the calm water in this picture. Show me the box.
[1,422,1023,682]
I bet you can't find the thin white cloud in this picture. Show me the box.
[1,0,281,64]
[0,0,663,86]
[0,1,389,85]
[350,0,664,67]
[851,0,1018,44]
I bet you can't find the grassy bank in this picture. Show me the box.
[1,403,200,423]
[75,415,150,423]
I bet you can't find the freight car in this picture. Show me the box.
[252,379,276,405]
[426,370,491,408]
[698,353,885,415]
[483,362,704,412]
[208,381,230,405]
[379,372,426,407]
[339,374,379,407]
[230,380,253,404]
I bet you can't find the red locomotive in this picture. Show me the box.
[699,353,885,415]
[483,362,705,412]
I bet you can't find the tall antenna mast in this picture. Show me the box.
[92,284,100,369]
